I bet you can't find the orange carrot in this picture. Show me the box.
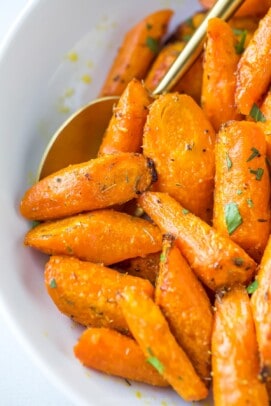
[98,79,152,155]
[24,209,162,265]
[142,93,215,222]
[199,0,271,17]
[118,286,208,401]
[138,192,256,290]
[116,252,160,285]
[99,10,173,96]
[212,286,269,406]
[202,18,242,131]
[235,8,271,115]
[251,236,271,380]
[20,152,157,221]
[44,255,154,333]
[173,55,203,104]
[74,327,168,387]
[155,235,213,381]
[213,121,270,262]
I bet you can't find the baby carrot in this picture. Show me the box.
[24,209,162,265]
[99,10,173,96]
[235,7,271,115]
[44,255,154,333]
[142,93,215,223]
[98,79,152,155]
[155,235,213,381]
[74,327,168,387]
[251,236,271,381]
[213,121,270,262]
[20,152,157,221]
[118,286,208,401]
[138,192,256,290]
[212,286,269,406]
[199,0,271,17]
[116,252,160,285]
[202,18,242,131]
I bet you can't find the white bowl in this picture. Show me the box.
[0,0,206,405]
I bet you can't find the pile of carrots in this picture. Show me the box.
[20,0,271,404]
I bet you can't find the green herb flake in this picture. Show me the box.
[236,189,243,195]
[226,152,233,170]
[66,245,73,254]
[186,17,194,29]
[146,23,153,30]
[182,208,190,215]
[249,104,267,122]
[146,348,164,375]
[234,29,247,54]
[246,198,254,208]
[31,220,40,228]
[247,280,259,294]
[182,34,192,42]
[224,202,243,235]
[160,253,166,263]
[234,257,244,267]
[50,278,57,289]
[249,167,264,181]
[146,37,159,54]
[247,147,261,162]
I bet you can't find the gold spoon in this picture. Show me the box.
[38,0,245,179]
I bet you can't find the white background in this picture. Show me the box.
[0,2,74,405]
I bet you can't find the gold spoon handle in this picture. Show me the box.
[153,0,246,95]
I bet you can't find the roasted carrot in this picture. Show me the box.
[116,252,160,285]
[199,0,271,17]
[173,55,203,104]
[20,152,157,221]
[202,18,242,131]
[44,255,154,333]
[118,286,208,401]
[144,41,185,92]
[251,236,271,380]
[155,235,213,381]
[99,10,173,97]
[213,121,270,262]
[98,79,152,155]
[142,93,215,222]
[24,209,162,265]
[235,7,271,115]
[138,192,256,291]
[74,327,168,387]
[212,286,269,406]
[259,92,271,161]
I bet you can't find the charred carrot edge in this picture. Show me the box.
[212,286,269,405]
[201,18,242,131]
[98,79,152,155]
[44,255,154,333]
[118,286,208,401]
[251,236,271,380]
[199,0,271,17]
[138,192,256,290]
[235,8,271,115]
[142,93,215,223]
[99,9,173,97]
[24,209,162,266]
[74,327,168,387]
[20,152,157,221]
[155,235,213,381]
[213,120,270,262]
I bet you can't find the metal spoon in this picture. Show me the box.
[38,0,245,179]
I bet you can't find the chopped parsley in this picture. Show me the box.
[50,278,57,289]
[249,104,267,122]
[146,348,164,375]
[146,37,159,54]
[234,257,244,267]
[250,168,264,181]
[224,202,243,235]
[246,198,254,208]
[226,152,233,170]
[236,189,243,195]
[182,208,190,215]
[160,253,166,263]
[247,147,261,162]
[234,29,247,54]
[247,280,259,294]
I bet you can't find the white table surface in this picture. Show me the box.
[0,2,74,405]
